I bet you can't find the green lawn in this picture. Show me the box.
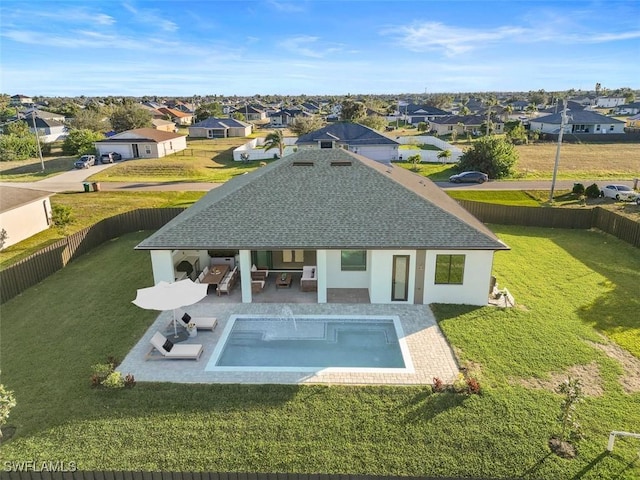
[446,189,578,206]
[1,227,639,477]
[0,191,204,269]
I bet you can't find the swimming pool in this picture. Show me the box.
[205,315,414,373]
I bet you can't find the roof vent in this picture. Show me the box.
[330,161,352,166]
[292,161,314,166]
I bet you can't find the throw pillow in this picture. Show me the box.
[162,339,174,352]
[251,264,257,272]
[181,313,191,324]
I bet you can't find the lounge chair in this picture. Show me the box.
[217,266,238,296]
[147,332,203,360]
[300,265,317,292]
[251,264,269,281]
[177,312,217,331]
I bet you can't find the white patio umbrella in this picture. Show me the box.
[132,279,209,337]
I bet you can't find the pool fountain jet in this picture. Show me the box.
[281,305,297,331]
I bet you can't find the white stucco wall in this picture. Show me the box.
[348,145,398,162]
[368,250,415,304]
[0,198,51,249]
[150,250,174,285]
[422,250,494,306]
[325,250,369,288]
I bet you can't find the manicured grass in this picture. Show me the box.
[392,161,456,181]
[398,143,441,151]
[1,228,639,477]
[0,191,205,268]
[446,189,576,206]
[0,155,78,181]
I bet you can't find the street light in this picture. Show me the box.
[549,99,568,203]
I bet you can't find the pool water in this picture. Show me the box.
[206,315,412,371]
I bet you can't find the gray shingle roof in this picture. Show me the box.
[295,123,399,146]
[136,149,507,251]
[0,186,52,213]
[191,117,250,128]
[534,110,625,124]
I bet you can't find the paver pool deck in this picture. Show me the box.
[118,302,459,385]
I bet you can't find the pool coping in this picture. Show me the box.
[118,303,459,385]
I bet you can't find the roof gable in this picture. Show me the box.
[0,186,52,213]
[97,128,184,143]
[137,149,507,251]
[533,110,626,124]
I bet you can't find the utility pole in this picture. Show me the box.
[31,111,45,172]
[549,99,568,203]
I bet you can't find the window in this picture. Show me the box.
[320,141,333,149]
[434,254,465,284]
[341,250,366,271]
[609,125,615,131]
[169,141,173,149]
[145,146,151,154]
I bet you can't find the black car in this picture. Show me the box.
[449,171,489,184]
[100,152,122,164]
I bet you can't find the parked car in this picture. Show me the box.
[74,154,96,169]
[100,152,122,164]
[601,184,638,201]
[449,171,489,184]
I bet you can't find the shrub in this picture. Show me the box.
[52,204,73,229]
[102,372,125,389]
[124,374,136,388]
[452,373,467,393]
[90,363,114,387]
[457,135,518,179]
[433,377,445,392]
[585,183,601,198]
[0,378,16,441]
[572,183,585,195]
[466,377,481,395]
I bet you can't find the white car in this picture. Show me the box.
[601,184,638,201]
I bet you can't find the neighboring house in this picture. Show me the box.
[189,117,252,138]
[0,186,53,250]
[625,113,640,129]
[231,105,267,122]
[140,104,167,119]
[136,149,508,306]
[152,118,178,132]
[269,109,311,127]
[614,102,640,115]
[403,104,451,124]
[295,123,399,162]
[157,107,194,125]
[529,110,626,134]
[428,115,504,136]
[596,97,626,108]
[301,102,321,114]
[94,128,186,159]
[537,101,587,115]
[507,100,530,111]
[20,117,67,143]
[21,108,66,122]
[10,94,33,106]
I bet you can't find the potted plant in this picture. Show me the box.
[186,322,197,337]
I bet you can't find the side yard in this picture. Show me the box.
[0,227,638,477]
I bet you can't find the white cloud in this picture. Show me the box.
[278,35,349,58]
[267,1,306,13]
[121,1,178,32]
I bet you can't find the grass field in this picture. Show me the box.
[0,191,205,268]
[1,136,638,183]
[0,227,639,477]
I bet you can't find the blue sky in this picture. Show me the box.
[1,0,639,96]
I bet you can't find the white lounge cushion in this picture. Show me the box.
[149,332,203,360]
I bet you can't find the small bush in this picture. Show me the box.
[433,377,445,392]
[452,373,467,393]
[90,363,113,386]
[124,374,136,388]
[572,183,585,195]
[102,372,125,389]
[585,183,600,198]
[466,377,481,395]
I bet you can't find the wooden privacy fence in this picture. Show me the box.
[1,203,638,304]
[0,208,184,304]
[457,200,640,247]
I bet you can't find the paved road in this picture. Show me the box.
[1,162,637,193]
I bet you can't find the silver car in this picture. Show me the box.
[601,184,638,201]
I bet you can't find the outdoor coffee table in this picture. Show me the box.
[275,273,292,289]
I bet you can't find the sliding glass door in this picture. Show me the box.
[392,255,409,301]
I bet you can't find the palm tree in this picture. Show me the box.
[437,149,452,165]
[263,130,285,158]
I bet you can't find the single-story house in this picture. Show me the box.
[157,107,193,125]
[596,97,626,108]
[136,149,508,306]
[21,108,66,122]
[21,117,67,143]
[189,117,252,138]
[269,109,311,127]
[295,123,399,162]
[428,115,504,136]
[231,105,267,122]
[614,102,640,115]
[0,186,53,250]
[529,110,626,134]
[626,113,640,129]
[152,118,178,132]
[94,128,187,159]
[404,104,451,124]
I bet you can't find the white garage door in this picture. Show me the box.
[97,144,132,159]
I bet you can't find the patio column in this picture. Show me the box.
[150,250,174,285]
[239,249,252,303]
[317,249,327,303]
